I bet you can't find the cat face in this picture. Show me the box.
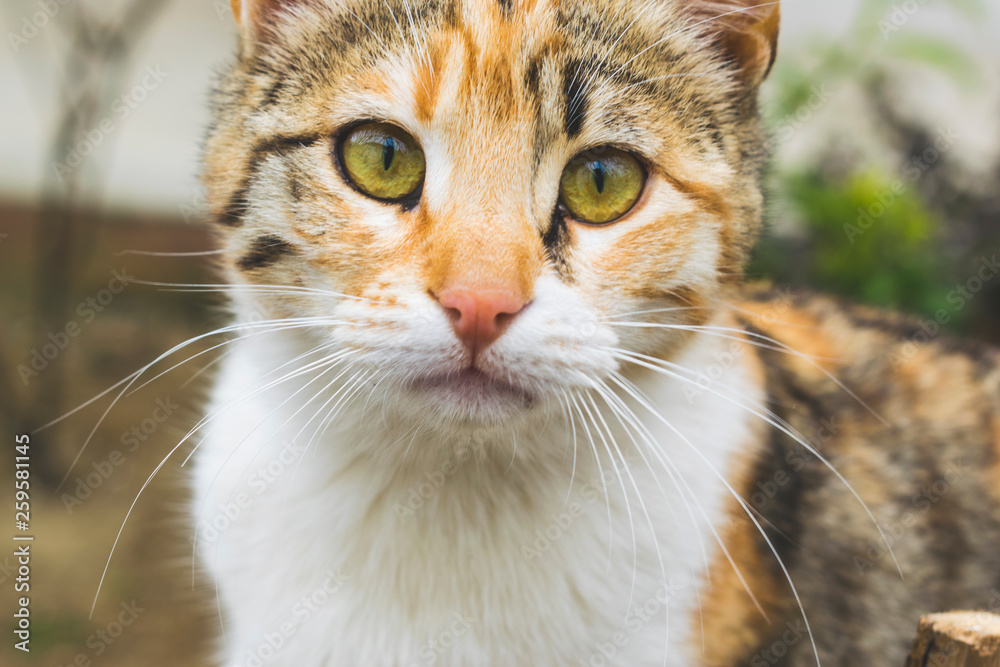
[203,0,779,424]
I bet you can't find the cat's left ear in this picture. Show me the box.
[229,0,306,42]
[689,1,781,88]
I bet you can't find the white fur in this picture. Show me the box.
[193,284,761,666]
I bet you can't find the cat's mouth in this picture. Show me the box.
[409,368,535,416]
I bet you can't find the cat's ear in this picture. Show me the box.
[688,1,781,88]
[229,0,306,42]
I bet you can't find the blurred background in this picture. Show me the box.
[0,0,998,664]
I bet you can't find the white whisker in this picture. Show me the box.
[608,373,822,663]
[609,344,902,580]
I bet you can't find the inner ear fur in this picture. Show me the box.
[688,1,781,87]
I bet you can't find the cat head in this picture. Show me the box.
[203,0,779,427]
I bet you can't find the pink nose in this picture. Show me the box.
[433,286,528,360]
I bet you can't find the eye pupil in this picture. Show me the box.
[382,139,395,171]
[591,161,605,194]
[559,147,645,225]
[340,122,425,201]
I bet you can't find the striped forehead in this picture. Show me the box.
[253,0,708,139]
[413,12,529,126]
[324,0,681,121]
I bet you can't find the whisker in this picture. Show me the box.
[190,349,350,582]
[558,389,579,507]
[580,390,640,615]
[181,348,358,468]
[603,305,713,322]
[48,317,344,491]
[606,371,767,622]
[132,279,371,302]
[115,248,224,257]
[568,390,615,572]
[608,373,824,664]
[609,346,903,580]
[128,321,330,397]
[196,352,355,520]
[381,0,430,99]
[605,322,841,362]
[589,381,676,665]
[291,368,375,478]
[607,323,890,425]
[179,347,234,390]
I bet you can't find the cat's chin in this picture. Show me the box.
[407,368,537,421]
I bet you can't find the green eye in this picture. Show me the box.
[559,148,645,224]
[340,122,425,201]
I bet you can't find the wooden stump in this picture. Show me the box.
[906,612,1000,667]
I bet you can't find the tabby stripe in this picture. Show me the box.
[237,235,295,271]
[542,209,572,281]
[218,133,321,227]
[746,326,829,573]
[562,60,588,138]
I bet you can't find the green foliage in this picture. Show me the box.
[16,612,89,653]
[752,0,988,330]
[750,169,951,319]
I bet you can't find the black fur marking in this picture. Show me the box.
[237,235,295,271]
[260,79,285,108]
[497,0,513,20]
[543,209,572,281]
[563,61,588,138]
[845,310,998,375]
[441,0,461,28]
[220,176,251,227]
[525,57,540,98]
[749,337,830,573]
[218,133,320,227]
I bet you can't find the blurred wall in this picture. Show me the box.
[2,0,998,220]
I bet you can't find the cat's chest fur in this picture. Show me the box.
[193,321,761,667]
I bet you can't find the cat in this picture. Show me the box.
[192,0,1000,664]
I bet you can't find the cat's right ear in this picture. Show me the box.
[688,1,781,88]
[229,0,305,43]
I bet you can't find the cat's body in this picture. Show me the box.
[193,0,1000,664]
